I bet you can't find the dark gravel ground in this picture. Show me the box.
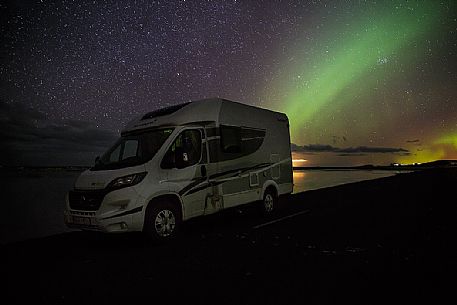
[3,168,457,304]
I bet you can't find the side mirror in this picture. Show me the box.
[175,150,188,169]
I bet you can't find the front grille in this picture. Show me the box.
[70,210,96,216]
[69,189,107,211]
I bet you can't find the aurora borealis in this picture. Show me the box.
[264,1,457,165]
[1,0,457,166]
[270,2,440,141]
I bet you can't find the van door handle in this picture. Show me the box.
[201,165,207,177]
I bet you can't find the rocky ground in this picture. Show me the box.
[3,168,457,304]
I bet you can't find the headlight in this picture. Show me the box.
[107,172,147,191]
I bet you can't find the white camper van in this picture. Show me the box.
[64,98,293,240]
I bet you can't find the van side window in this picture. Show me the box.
[161,129,202,169]
[123,140,139,160]
[220,125,241,153]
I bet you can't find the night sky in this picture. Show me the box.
[1,0,456,166]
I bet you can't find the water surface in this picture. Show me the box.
[293,169,403,194]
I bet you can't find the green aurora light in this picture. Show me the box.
[265,1,445,156]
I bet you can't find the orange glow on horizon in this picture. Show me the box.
[292,159,308,167]
[292,170,306,179]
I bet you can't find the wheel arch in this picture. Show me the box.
[143,193,184,229]
[261,180,279,200]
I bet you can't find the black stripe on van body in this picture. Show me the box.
[101,206,143,220]
[183,180,228,197]
[208,163,271,180]
[185,183,212,196]
[178,177,207,196]
[181,163,271,197]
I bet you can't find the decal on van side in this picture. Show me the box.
[180,158,291,199]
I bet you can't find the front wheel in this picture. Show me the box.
[144,200,181,241]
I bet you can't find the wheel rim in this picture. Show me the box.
[264,193,274,212]
[154,209,176,237]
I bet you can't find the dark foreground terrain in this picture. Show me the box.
[3,169,457,304]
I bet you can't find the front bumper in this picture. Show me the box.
[64,187,146,233]
[64,210,100,230]
[64,209,138,233]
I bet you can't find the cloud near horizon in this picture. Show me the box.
[1,101,412,166]
[0,102,117,166]
[291,143,410,155]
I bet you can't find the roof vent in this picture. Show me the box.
[141,102,191,121]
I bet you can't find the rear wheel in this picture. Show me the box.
[144,200,181,241]
[261,187,277,214]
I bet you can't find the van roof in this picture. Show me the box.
[121,98,286,135]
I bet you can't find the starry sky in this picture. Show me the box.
[1,0,456,166]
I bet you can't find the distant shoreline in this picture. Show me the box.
[1,159,456,172]
[293,166,418,171]
[294,159,457,171]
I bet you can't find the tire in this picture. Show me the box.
[261,187,277,214]
[143,199,181,242]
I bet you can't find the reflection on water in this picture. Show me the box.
[293,170,403,194]
[1,170,80,244]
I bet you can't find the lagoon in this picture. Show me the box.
[293,169,404,194]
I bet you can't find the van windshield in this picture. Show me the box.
[91,128,174,171]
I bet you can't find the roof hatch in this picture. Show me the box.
[141,102,191,121]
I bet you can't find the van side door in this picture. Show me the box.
[161,128,209,219]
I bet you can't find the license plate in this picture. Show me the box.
[73,216,91,225]
[66,215,98,226]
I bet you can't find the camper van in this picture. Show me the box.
[64,98,293,240]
